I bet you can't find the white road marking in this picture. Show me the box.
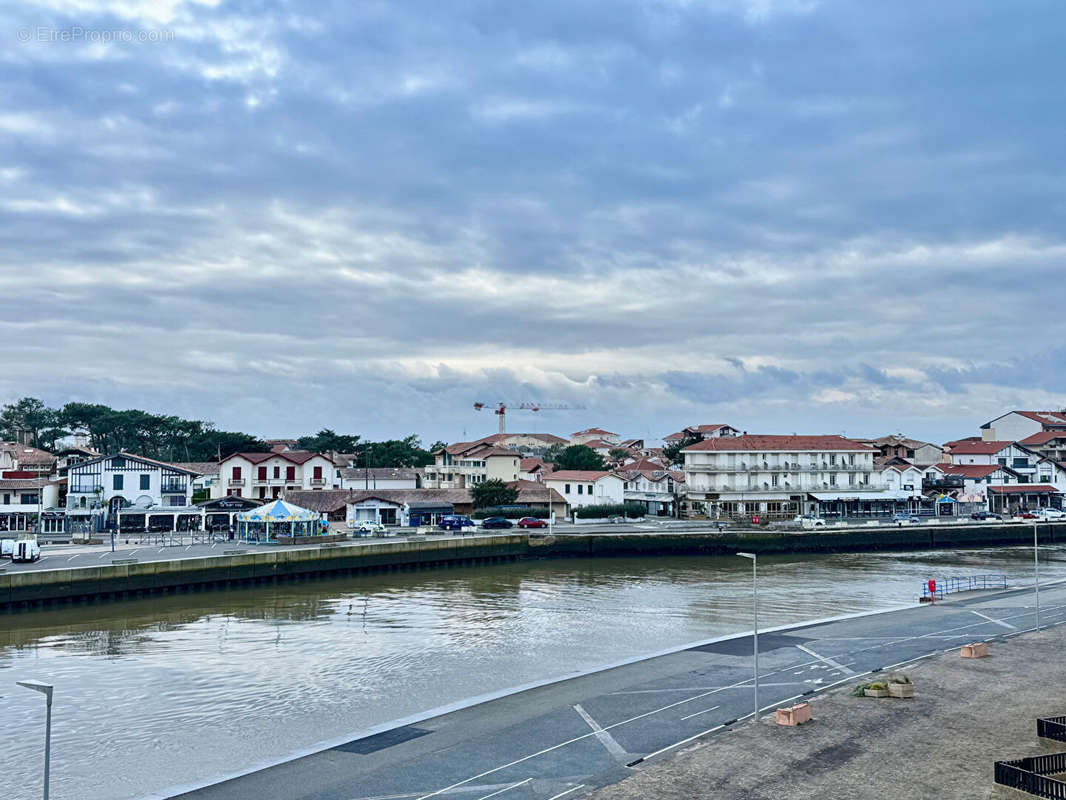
[476,778,531,800]
[795,644,856,676]
[680,704,720,721]
[546,786,586,800]
[968,609,1017,630]
[573,704,628,761]
[67,555,78,562]
[98,552,110,559]
[413,677,757,800]
[609,682,802,695]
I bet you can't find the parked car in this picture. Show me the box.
[358,521,387,534]
[1016,512,1038,520]
[438,515,475,531]
[11,539,41,563]
[516,517,547,529]
[796,515,826,529]
[970,511,1001,521]
[480,517,514,529]
[0,538,13,558]
[1036,508,1066,519]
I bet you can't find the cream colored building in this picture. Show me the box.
[423,442,521,489]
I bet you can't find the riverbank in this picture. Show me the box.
[2,521,1063,610]
[588,620,1065,800]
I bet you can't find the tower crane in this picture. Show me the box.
[473,401,582,434]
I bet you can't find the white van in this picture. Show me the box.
[0,538,14,558]
[11,539,41,563]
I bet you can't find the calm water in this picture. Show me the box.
[1,546,1063,799]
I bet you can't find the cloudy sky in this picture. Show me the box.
[1,0,1064,445]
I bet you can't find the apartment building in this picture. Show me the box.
[542,470,625,509]
[682,434,898,519]
[423,442,520,489]
[213,451,339,500]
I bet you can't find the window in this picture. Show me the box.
[998,457,1007,466]
[258,466,268,481]
[565,483,571,494]
[21,493,38,505]
[829,454,837,466]
[286,466,295,481]
[577,485,583,494]
[1013,457,1029,468]
[232,467,242,480]
[313,466,323,480]
[2,493,8,504]
[771,474,779,487]
[113,474,123,490]
[829,473,837,486]
[111,457,125,468]
[274,466,280,479]
[140,474,150,490]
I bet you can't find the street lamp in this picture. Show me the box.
[737,552,759,725]
[17,679,53,799]
[1034,521,1041,631]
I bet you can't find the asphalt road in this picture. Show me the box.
[163,580,1066,800]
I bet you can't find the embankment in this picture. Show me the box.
[1,521,1061,611]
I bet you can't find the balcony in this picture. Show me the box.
[924,477,964,489]
[69,484,103,494]
[310,478,327,486]
[228,478,245,487]
[161,483,187,494]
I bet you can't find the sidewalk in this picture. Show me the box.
[587,624,1066,800]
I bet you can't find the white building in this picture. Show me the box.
[0,478,62,533]
[620,466,682,517]
[570,428,619,446]
[542,470,625,509]
[214,451,339,500]
[980,411,1066,443]
[66,452,200,530]
[682,434,904,520]
[945,441,1041,482]
[423,442,520,489]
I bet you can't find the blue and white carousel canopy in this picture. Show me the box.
[236,499,319,522]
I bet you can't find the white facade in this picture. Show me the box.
[424,444,520,489]
[622,470,679,515]
[214,452,339,500]
[948,442,1040,481]
[981,411,1066,443]
[543,471,625,509]
[570,429,619,446]
[67,453,196,513]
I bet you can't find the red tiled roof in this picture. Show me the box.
[988,484,1061,494]
[1015,411,1066,427]
[230,451,322,465]
[1020,431,1066,446]
[936,463,1008,479]
[520,458,545,471]
[620,458,669,472]
[943,437,982,448]
[946,441,1013,455]
[682,435,875,453]
[572,428,616,437]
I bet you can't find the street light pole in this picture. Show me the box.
[737,552,759,725]
[17,679,53,799]
[1034,521,1041,631]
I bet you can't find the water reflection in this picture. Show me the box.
[1,546,1062,800]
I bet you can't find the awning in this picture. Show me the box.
[988,485,1061,494]
[407,502,454,513]
[809,490,914,502]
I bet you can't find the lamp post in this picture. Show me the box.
[1034,521,1041,631]
[737,552,759,724]
[17,679,53,799]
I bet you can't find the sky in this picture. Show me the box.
[1,0,1064,446]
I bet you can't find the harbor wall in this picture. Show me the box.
[0,522,1061,610]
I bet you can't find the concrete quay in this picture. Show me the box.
[2,520,1064,610]
[165,579,1066,800]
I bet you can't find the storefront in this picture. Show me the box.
[988,485,1063,515]
[198,495,260,533]
[809,490,916,519]
[405,501,454,527]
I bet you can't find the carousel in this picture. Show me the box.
[236,499,322,544]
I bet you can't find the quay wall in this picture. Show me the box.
[0,522,1061,610]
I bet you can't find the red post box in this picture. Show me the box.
[927,579,936,603]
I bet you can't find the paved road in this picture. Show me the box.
[0,531,507,573]
[165,579,1065,800]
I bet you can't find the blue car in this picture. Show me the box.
[438,515,475,531]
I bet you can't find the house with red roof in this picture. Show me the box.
[542,470,625,509]
[663,424,740,444]
[422,441,521,489]
[680,434,906,520]
[570,428,619,446]
[981,411,1066,443]
[213,450,339,500]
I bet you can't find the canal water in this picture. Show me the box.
[1,545,1063,799]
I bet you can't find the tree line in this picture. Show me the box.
[0,397,443,467]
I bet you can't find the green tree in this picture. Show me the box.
[663,435,700,467]
[298,429,361,453]
[471,478,518,509]
[608,447,631,464]
[553,445,607,471]
[355,435,436,468]
[0,397,53,446]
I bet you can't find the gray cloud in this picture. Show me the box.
[0,0,1064,445]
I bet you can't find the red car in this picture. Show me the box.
[517,517,548,529]
[1017,512,1037,519]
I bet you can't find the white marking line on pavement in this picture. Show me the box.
[67,555,78,562]
[610,682,801,695]
[98,551,110,559]
[679,704,720,721]
[413,678,756,800]
[795,644,856,676]
[130,549,139,555]
[574,704,628,761]
[476,778,531,800]
[968,609,1018,630]
[546,785,586,800]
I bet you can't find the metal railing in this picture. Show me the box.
[1038,717,1066,743]
[922,574,1008,600]
[995,752,1066,798]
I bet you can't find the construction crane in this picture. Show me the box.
[473,401,582,434]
